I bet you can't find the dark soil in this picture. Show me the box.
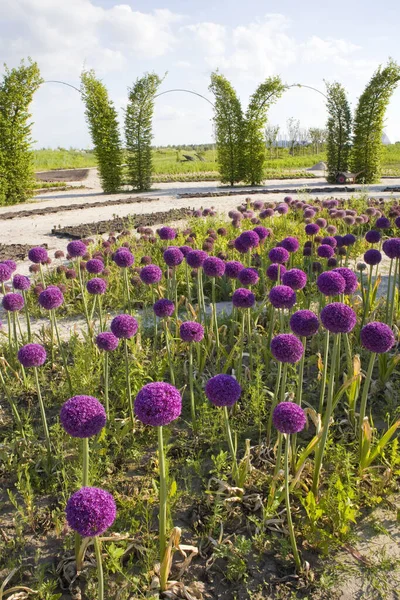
[177,186,357,199]
[35,168,90,182]
[383,186,400,192]
[0,243,48,261]
[0,196,159,221]
[51,207,194,238]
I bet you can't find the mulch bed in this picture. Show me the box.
[177,186,357,199]
[35,169,90,182]
[383,186,400,192]
[0,243,48,262]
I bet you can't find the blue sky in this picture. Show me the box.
[1,0,400,148]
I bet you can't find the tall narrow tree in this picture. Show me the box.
[209,73,244,186]
[351,59,400,183]
[325,82,352,183]
[243,76,286,185]
[125,73,162,191]
[81,70,123,193]
[0,59,42,205]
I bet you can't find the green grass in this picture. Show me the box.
[34,148,98,171]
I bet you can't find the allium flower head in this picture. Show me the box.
[360,322,395,354]
[180,321,204,342]
[276,203,289,215]
[203,256,225,277]
[18,343,47,368]
[269,285,296,309]
[266,263,287,282]
[364,249,382,266]
[332,268,358,295]
[320,236,337,248]
[282,269,307,290]
[271,334,304,363]
[38,286,64,310]
[110,314,138,339]
[239,230,260,250]
[0,263,12,283]
[273,402,306,434]
[2,293,24,312]
[13,274,31,291]
[260,208,274,219]
[365,230,381,244]
[134,382,182,426]
[317,271,346,296]
[153,298,175,318]
[289,310,319,337]
[253,226,270,241]
[225,261,244,279]
[113,249,134,268]
[66,487,116,537]
[268,247,289,264]
[179,245,192,257]
[95,332,119,352]
[67,240,87,258]
[382,238,400,260]
[280,237,299,253]
[158,227,177,240]
[163,247,184,267]
[60,395,106,438]
[305,223,320,236]
[342,234,356,246]
[320,302,357,334]
[375,216,391,229]
[28,246,48,264]
[395,215,400,228]
[232,288,255,308]
[317,244,335,259]
[205,374,242,407]
[238,268,259,286]
[3,260,16,272]
[186,250,208,269]
[140,264,162,285]
[86,278,107,295]
[86,258,104,274]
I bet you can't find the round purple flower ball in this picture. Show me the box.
[163,247,184,267]
[153,298,175,318]
[180,321,204,343]
[271,334,304,364]
[266,263,287,282]
[305,223,320,236]
[232,288,255,309]
[317,271,346,296]
[276,203,289,215]
[280,237,299,253]
[2,260,16,273]
[110,314,138,339]
[269,285,297,309]
[239,230,260,250]
[38,286,64,310]
[375,216,391,229]
[158,227,177,241]
[282,269,307,291]
[66,487,116,537]
[316,218,327,228]
[253,226,270,241]
[95,332,119,352]
[382,238,400,260]
[86,278,107,295]
[179,245,192,257]
[332,268,358,295]
[273,402,306,434]
[60,395,106,438]
[225,261,244,279]
[290,310,319,337]
[18,343,46,368]
[395,215,400,228]
[28,246,48,264]
[360,322,395,354]
[317,244,335,259]
[13,274,31,291]
[134,382,182,426]
[2,293,24,312]
[86,258,104,274]
[364,249,382,266]
[67,240,87,258]
[321,236,337,248]
[203,256,225,278]
[140,264,162,285]
[205,374,242,407]
[238,268,259,287]
[342,234,356,246]
[268,247,289,264]
[365,230,381,244]
[320,303,357,334]
[113,250,134,268]
[0,263,12,283]
[186,250,208,269]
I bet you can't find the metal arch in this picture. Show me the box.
[43,80,84,96]
[154,88,215,108]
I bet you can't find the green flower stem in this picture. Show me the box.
[0,368,25,437]
[265,306,275,375]
[185,263,192,305]
[389,259,398,327]
[312,333,340,497]
[247,308,253,378]
[385,259,393,323]
[189,342,196,428]
[158,426,168,590]
[76,536,91,571]
[267,361,282,445]
[280,363,288,404]
[151,288,158,368]
[211,278,220,363]
[39,264,46,287]
[77,259,91,331]
[123,268,132,314]
[358,352,376,458]
[163,319,175,385]
[33,366,51,457]
[223,406,239,483]
[94,537,104,600]
[104,352,109,416]
[236,310,246,383]
[51,310,73,396]
[82,437,89,487]
[318,330,330,414]
[97,295,104,332]
[124,339,134,422]
[292,337,306,471]
[284,434,302,572]
[361,264,374,328]
[22,290,32,342]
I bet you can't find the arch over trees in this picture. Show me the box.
[325,81,352,183]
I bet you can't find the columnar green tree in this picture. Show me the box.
[243,76,286,185]
[125,73,162,191]
[325,82,352,183]
[81,70,123,193]
[0,59,42,205]
[209,73,245,186]
[351,59,400,183]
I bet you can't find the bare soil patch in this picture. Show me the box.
[0,243,48,261]
[178,186,356,199]
[35,168,90,182]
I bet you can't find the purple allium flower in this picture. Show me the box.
[305,223,320,236]
[268,247,289,264]
[2,260,16,272]
[180,321,204,342]
[304,208,316,219]
[238,268,259,286]
[134,382,182,426]
[158,227,177,240]
[205,374,242,407]
[317,271,346,296]
[110,314,138,339]
[290,310,319,337]
[238,230,260,250]
[360,322,395,354]
[225,261,244,279]
[13,274,31,291]
[326,225,337,235]
[273,402,306,434]
[28,246,48,264]
[357,262,367,272]
[395,215,400,228]
[375,216,391,229]
[67,240,87,258]
[282,268,307,290]
[86,278,107,295]
[17,343,46,368]
[344,215,356,226]
[153,298,175,318]
[280,237,299,253]
[303,246,312,257]
[260,208,274,219]
[66,487,116,537]
[327,258,338,268]
[253,226,269,241]
[316,218,327,228]
[163,247,184,267]
[317,244,335,259]
[140,264,162,285]
[186,250,208,269]
[179,245,192,257]
[364,249,382,266]
[203,256,225,278]
[60,395,106,438]
[266,263,287,282]
[232,288,255,308]
[365,230,381,244]
[113,249,134,268]
[269,285,297,309]
[382,238,400,260]
[86,259,104,274]
[95,332,119,352]
[320,302,357,334]
[342,234,356,246]
[38,286,64,310]
[320,236,337,248]
[233,237,247,254]
[271,334,304,363]
[332,268,358,295]
[0,263,12,283]
[2,293,24,312]
[276,203,289,215]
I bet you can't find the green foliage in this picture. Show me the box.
[325,81,352,183]
[351,59,400,183]
[125,72,162,191]
[0,59,42,205]
[209,72,245,185]
[243,76,286,185]
[80,70,123,193]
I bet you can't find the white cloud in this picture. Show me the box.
[301,36,361,63]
